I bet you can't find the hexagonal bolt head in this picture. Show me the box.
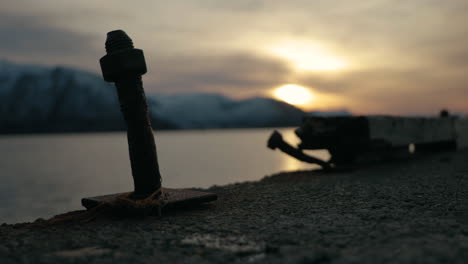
[99,30,147,82]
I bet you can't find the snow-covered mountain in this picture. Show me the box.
[148,93,305,129]
[0,60,307,133]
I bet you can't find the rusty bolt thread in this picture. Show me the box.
[105,30,134,54]
[104,30,162,199]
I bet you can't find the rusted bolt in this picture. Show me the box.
[82,30,216,215]
[99,30,161,199]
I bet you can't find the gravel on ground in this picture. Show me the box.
[1,150,467,263]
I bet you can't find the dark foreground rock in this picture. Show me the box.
[1,150,467,263]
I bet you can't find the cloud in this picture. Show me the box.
[146,53,292,95]
[298,67,468,114]
[0,13,97,59]
[201,0,266,12]
[1,0,467,114]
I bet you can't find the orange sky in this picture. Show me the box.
[1,0,467,115]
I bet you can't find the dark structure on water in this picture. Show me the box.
[269,115,468,169]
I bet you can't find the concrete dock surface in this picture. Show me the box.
[1,150,467,263]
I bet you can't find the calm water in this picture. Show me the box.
[0,128,329,224]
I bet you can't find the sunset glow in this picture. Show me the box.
[1,1,467,114]
[266,41,348,71]
[273,84,315,106]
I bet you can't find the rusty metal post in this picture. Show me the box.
[99,30,161,199]
[81,30,216,213]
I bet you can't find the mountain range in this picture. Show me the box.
[0,60,350,134]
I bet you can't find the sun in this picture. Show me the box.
[266,40,348,71]
[273,84,315,106]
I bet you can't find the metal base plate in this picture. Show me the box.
[81,188,217,211]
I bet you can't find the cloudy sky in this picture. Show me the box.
[1,0,467,114]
